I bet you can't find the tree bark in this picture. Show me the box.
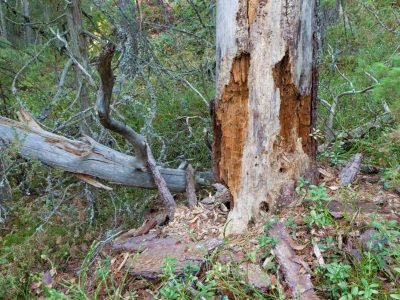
[214,0,318,234]
[22,0,33,44]
[0,1,7,41]
[0,115,212,192]
[66,0,90,133]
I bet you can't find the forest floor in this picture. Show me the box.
[6,162,400,299]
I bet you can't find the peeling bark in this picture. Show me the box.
[215,0,318,234]
[269,223,320,300]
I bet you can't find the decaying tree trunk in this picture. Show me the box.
[214,1,319,234]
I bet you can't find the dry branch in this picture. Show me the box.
[186,164,197,208]
[96,43,147,170]
[146,144,176,219]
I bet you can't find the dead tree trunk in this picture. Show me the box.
[214,1,318,234]
[0,114,212,191]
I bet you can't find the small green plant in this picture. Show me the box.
[257,234,279,250]
[302,183,333,228]
[285,216,297,236]
[305,207,333,228]
[158,256,215,300]
[306,184,331,202]
[357,278,380,300]
[323,261,352,298]
[295,177,310,197]
[380,165,400,189]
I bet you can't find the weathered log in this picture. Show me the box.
[0,116,213,192]
[340,153,363,185]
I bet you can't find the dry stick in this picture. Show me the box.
[146,145,176,219]
[39,58,73,121]
[186,164,197,208]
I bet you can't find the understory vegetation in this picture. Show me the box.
[0,0,399,299]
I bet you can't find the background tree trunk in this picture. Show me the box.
[66,0,90,134]
[0,1,7,41]
[22,0,33,44]
[214,0,318,234]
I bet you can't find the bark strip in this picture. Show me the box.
[269,223,319,300]
[186,164,197,208]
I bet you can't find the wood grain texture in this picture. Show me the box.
[215,0,318,234]
[0,116,212,192]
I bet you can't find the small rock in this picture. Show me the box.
[360,229,387,251]
[241,263,271,291]
[42,270,53,286]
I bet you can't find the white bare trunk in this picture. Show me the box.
[214,0,318,234]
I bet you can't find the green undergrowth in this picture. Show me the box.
[297,180,400,300]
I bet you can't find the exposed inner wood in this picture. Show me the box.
[272,51,312,154]
[247,0,259,24]
[214,53,250,201]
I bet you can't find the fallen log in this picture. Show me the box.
[0,115,213,192]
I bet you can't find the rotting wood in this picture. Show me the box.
[272,51,312,154]
[269,223,319,300]
[340,153,363,185]
[213,53,250,201]
[0,115,213,192]
[215,0,318,234]
[186,164,197,208]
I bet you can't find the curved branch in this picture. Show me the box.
[96,43,147,170]
[96,43,176,219]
